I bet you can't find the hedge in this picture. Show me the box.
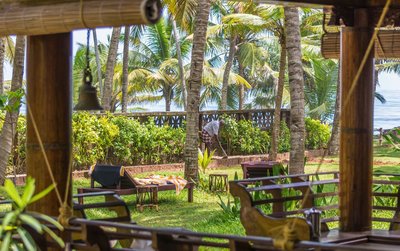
[6,112,331,173]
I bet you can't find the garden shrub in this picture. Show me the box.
[220,116,270,155]
[278,121,290,153]
[305,117,331,149]
[6,113,331,173]
[72,112,118,169]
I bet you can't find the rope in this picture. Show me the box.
[26,102,63,207]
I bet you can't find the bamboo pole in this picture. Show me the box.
[26,33,72,217]
[339,9,374,232]
[0,0,161,36]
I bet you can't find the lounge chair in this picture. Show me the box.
[77,164,194,202]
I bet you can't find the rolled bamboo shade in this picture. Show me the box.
[0,0,161,36]
[322,29,400,59]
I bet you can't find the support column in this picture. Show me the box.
[26,33,72,216]
[339,9,374,232]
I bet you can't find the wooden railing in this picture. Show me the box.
[106,109,291,130]
[41,218,400,250]
[230,172,400,232]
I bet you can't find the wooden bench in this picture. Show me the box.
[77,164,194,202]
[230,171,400,235]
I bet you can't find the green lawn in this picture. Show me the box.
[69,144,400,236]
[2,144,399,237]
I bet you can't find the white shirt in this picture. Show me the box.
[203,120,220,137]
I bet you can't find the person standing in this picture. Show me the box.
[201,119,228,158]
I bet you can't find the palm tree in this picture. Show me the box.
[102,27,121,111]
[121,26,130,113]
[184,0,211,182]
[93,29,103,97]
[284,7,306,174]
[127,18,192,111]
[303,58,338,122]
[0,36,15,94]
[0,36,25,183]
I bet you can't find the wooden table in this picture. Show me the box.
[240,161,282,179]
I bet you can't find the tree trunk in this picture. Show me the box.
[270,40,286,161]
[93,29,103,97]
[328,60,341,155]
[238,62,245,110]
[184,0,211,182]
[102,27,121,111]
[0,36,25,183]
[165,86,172,112]
[172,18,187,111]
[0,38,4,95]
[121,26,130,113]
[284,7,305,174]
[221,34,237,110]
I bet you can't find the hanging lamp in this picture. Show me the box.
[74,29,103,111]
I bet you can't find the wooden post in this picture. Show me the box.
[26,33,72,216]
[339,9,374,232]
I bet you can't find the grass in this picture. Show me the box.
[3,143,400,238]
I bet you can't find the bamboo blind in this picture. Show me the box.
[322,29,400,59]
[0,0,161,36]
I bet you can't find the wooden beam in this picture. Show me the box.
[339,9,374,232]
[0,0,161,36]
[26,33,72,217]
[252,0,400,8]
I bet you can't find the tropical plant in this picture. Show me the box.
[198,148,215,174]
[0,178,64,249]
[383,128,400,151]
[303,58,338,122]
[217,172,240,218]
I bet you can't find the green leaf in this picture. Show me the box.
[16,228,36,251]
[28,212,63,230]
[21,177,35,205]
[42,225,65,248]
[2,179,23,208]
[0,232,12,251]
[19,214,43,234]
[1,211,17,236]
[30,184,55,204]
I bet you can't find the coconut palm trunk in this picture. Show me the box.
[121,26,130,113]
[328,61,341,155]
[93,29,103,97]
[270,40,286,161]
[164,85,172,112]
[0,36,25,183]
[102,27,121,111]
[0,38,4,95]
[171,18,187,110]
[221,34,237,110]
[284,7,305,174]
[184,0,211,182]
[238,61,245,110]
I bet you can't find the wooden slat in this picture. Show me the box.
[373,206,398,211]
[0,0,161,36]
[247,179,339,192]
[322,30,400,59]
[248,0,400,8]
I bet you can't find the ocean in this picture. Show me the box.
[374,88,400,130]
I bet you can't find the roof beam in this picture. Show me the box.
[251,0,400,8]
